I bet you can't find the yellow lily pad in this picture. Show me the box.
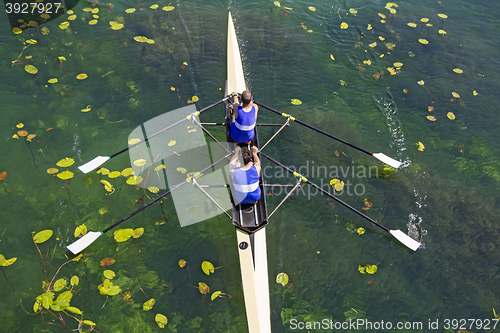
[340,22,348,29]
[447,112,456,120]
[25,65,38,74]
[291,99,302,105]
[121,168,134,177]
[59,22,70,29]
[143,298,155,311]
[162,6,174,11]
[56,157,75,167]
[155,313,168,328]
[202,261,215,275]
[57,171,74,180]
[125,8,135,13]
[33,229,53,243]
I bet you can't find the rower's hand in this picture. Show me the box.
[251,146,258,154]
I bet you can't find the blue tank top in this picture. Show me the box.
[231,105,256,143]
[232,166,261,204]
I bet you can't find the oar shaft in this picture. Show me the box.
[261,153,389,233]
[255,101,372,156]
[110,98,227,159]
[102,153,230,234]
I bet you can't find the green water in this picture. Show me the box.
[1,0,499,332]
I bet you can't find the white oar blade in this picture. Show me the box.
[66,231,102,254]
[78,156,110,173]
[389,229,420,251]
[372,153,402,169]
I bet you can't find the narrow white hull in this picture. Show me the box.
[236,229,272,333]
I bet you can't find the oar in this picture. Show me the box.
[255,102,402,169]
[78,97,229,174]
[261,153,420,251]
[67,153,230,254]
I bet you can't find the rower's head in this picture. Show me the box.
[241,146,252,165]
[241,91,252,105]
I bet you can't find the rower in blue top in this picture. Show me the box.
[229,145,262,204]
[230,91,259,144]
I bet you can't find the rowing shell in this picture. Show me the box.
[225,10,272,333]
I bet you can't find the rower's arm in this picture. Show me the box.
[231,92,239,121]
[251,147,261,175]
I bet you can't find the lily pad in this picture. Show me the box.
[143,298,155,311]
[114,229,134,242]
[202,261,215,275]
[57,171,74,180]
[33,229,53,243]
[211,291,222,301]
[276,272,289,286]
[198,282,210,295]
[155,313,168,328]
[56,157,75,167]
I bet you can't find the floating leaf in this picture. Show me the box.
[126,176,143,185]
[447,112,456,120]
[357,227,365,235]
[330,54,335,60]
[308,6,316,11]
[92,8,99,13]
[12,27,22,34]
[76,73,88,80]
[427,115,436,121]
[439,29,447,35]
[359,264,378,274]
[417,80,425,85]
[369,42,377,48]
[378,36,385,41]
[66,306,82,315]
[59,22,70,29]
[334,180,345,191]
[134,36,148,42]
[393,62,403,68]
[147,186,159,194]
[349,8,357,14]
[108,171,121,179]
[45,168,58,175]
[276,272,289,286]
[25,65,38,75]
[54,278,67,292]
[418,39,429,44]
[88,20,98,25]
[125,8,135,13]
[176,167,187,174]
[162,6,174,11]
[367,24,372,30]
[16,123,24,128]
[133,159,147,166]
[340,22,348,29]
[202,261,215,275]
[179,259,186,268]
[452,92,460,98]
[421,18,429,22]
[473,90,478,96]
[0,256,17,266]
[100,258,115,267]
[407,22,417,28]
[168,140,176,146]
[453,68,463,74]
[363,60,371,65]
[82,7,92,12]
[42,292,55,309]
[143,298,155,311]
[121,168,134,177]
[191,95,199,102]
[274,1,280,7]
[74,224,87,238]
[155,314,168,328]
[329,178,339,186]
[70,276,79,286]
[98,207,108,215]
[0,172,7,180]
[17,130,28,137]
[83,320,96,326]
[48,78,58,84]
[81,108,91,113]
[428,106,434,112]
[198,282,210,295]
[363,198,373,210]
[211,291,222,301]
[290,99,302,105]
[146,39,155,44]
[68,15,77,21]
[154,165,166,172]
[150,4,158,9]
[416,142,425,151]
[378,13,386,19]
[33,230,53,243]
[57,171,74,180]
[438,13,448,19]
[114,229,134,242]
[103,270,115,279]
[133,227,144,238]
[56,157,75,167]
[110,23,123,30]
